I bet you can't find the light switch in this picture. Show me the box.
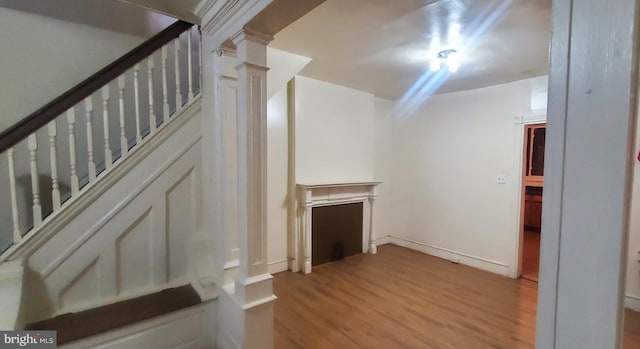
[497,175,507,184]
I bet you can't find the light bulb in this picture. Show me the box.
[445,50,460,72]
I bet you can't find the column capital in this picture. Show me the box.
[214,46,237,57]
[231,27,274,46]
[235,61,270,72]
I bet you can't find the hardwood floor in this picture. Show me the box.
[521,230,540,282]
[273,244,640,349]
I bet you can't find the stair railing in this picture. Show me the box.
[0,20,202,257]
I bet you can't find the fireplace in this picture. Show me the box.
[312,202,363,266]
[293,182,380,274]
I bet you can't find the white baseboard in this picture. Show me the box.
[268,259,289,274]
[386,236,510,276]
[625,294,640,311]
[375,235,391,246]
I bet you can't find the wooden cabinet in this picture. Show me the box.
[524,124,546,187]
[524,187,543,231]
[523,124,545,231]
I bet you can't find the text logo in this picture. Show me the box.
[0,331,56,348]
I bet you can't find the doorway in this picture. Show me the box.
[520,123,546,282]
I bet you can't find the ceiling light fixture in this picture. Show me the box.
[429,49,461,73]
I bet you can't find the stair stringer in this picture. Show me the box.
[8,100,215,325]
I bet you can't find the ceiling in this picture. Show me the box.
[0,0,174,37]
[117,0,325,37]
[246,0,325,36]
[270,0,552,100]
[118,0,201,24]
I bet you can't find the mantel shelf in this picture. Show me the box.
[296,181,381,190]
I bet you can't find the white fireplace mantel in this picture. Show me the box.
[293,181,381,274]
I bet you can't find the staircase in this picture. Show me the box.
[0,0,324,347]
[0,20,201,257]
[0,18,215,347]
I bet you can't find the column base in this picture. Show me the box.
[288,258,299,273]
[369,242,378,254]
[303,259,312,274]
[217,276,276,349]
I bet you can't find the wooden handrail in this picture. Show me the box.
[0,20,193,154]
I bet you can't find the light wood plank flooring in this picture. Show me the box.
[521,230,540,282]
[273,244,640,348]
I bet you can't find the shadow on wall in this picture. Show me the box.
[22,264,56,325]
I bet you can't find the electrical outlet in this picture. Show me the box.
[497,175,507,184]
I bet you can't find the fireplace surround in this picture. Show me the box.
[293,181,380,274]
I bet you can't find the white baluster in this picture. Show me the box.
[148,56,156,134]
[102,86,112,170]
[7,148,21,243]
[67,109,79,194]
[28,134,42,227]
[134,63,142,144]
[118,75,128,157]
[48,121,61,211]
[85,97,96,181]
[187,28,194,102]
[162,45,170,123]
[174,38,183,111]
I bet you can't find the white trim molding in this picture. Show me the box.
[267,259,288,274]
[375,235,392,246]
[513,114,547,125]
[199,0,273,49]
[294,181,381,274]
[625,294,640,312]
[386,236,510,276]
[510,113,547,279]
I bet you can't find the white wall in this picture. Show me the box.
[373,97,397,240]
[266,68,640,305]
[384,75,640,304]
[625,116,640,310]
[265,75,378,274]
[266,87,289,273]
[387,77,542,276]
[294,76,376,184]
[0,1,173,131]
[264,49,312,274]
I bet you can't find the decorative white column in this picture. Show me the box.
[368,186,378,254]
[197,2,276,348]
[301,190,313,274]
[194,30,220,302]
[216,28,275,349]
[213,46,241,286]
